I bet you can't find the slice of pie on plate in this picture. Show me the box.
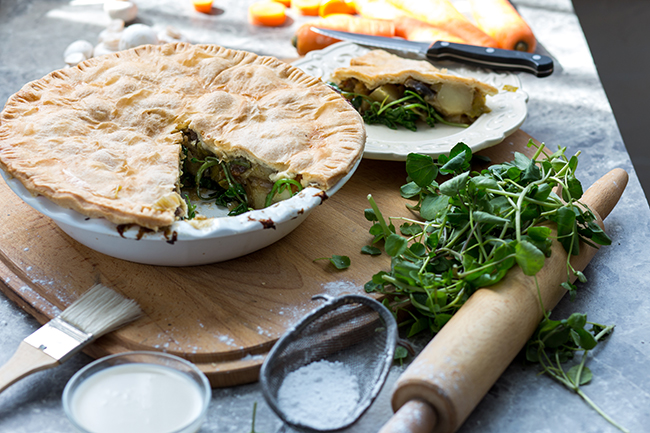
[0,43,365,230]
[329,49,498,125]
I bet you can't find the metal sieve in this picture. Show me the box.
[260,294,398,432]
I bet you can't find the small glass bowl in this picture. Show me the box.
[62,351,211,433]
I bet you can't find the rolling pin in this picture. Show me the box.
[379,168,629,433]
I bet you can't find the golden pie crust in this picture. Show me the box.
[330,49,498,121]
[0,43,365,230]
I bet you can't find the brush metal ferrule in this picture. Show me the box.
[23,317,94,363]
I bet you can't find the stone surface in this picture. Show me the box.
[0,0,648,432]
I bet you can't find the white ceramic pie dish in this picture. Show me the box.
[1,158,360,266]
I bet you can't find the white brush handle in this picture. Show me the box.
[0,341,59,393]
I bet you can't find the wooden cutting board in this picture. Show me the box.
[0,130,538,387]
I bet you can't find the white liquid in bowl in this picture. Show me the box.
[69,363,205,433]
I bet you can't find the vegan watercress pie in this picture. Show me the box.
[329,49,498,130]
[0,43,365,230]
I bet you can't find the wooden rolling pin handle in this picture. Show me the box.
[378,400,437,433]
[382,168,628,433]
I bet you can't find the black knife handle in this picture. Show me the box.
[426,41,554,77]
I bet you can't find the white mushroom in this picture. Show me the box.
[64,52,88,67]
[94,38,121,57]
[118,24,159,50]
[157,26,190,44]
[64,40,94,60]
[104,1,138,23]
[98,19,125,43]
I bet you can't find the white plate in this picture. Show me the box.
[1,158,360,267]
[292,42,529,161]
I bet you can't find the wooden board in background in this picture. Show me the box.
[0,130,538,387]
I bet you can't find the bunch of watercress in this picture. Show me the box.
[363,140,627,431]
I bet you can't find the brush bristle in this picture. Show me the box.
[59,283,142,337]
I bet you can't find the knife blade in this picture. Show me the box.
[310,27,554,77]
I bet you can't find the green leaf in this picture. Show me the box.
[408,317,430,337]
[585,221,612,246]
[439,172,470,196]
[400,223,423,236]
[361,245,382,256]
[525,343,540,363]
[409,242,427,257]
[406,153,438,187]
[515,240,545,276]
[513,152,532,170]
[554,206,579,255]
[575,327,598,350]
[329,255,351,269]
[394,345,410,361]
[364,208,378,221]
[426,232,439,250]
[521,159,542,183]
[473,210,510,225]
[533,183,553,201]
[567,313,587,330]
[543,326,571,348]
[400,181,422,198]
[420,194,449,220]
[567,365,593,386]
[385,234,408,257]
[440,149,469,174]
[470,175,499,191]
[527,226,552,242]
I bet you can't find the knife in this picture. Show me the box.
[310,27,554,77]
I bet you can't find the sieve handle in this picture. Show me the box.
[381,168,628,433]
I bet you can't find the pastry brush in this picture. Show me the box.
[0,283,142,393]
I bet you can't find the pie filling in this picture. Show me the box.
[178,128,301,218]
[333,77,491,128]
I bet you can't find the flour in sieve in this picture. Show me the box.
[277,359,360,430]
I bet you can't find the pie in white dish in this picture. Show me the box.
[0,43,365,231]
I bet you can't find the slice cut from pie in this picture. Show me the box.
[0,43,365,230]
[329,49,498,126]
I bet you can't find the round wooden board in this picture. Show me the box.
[0,130,537,387]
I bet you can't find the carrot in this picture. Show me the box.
[248,1,287,27]
[318,0,356,17]
[469,0,537,52]
[292,14,395,56]
[386,0,498,47]
[354,0,404,20]
[192,0,213,13]
[393,16,466,44]
[273,0,291,7]
[291,0,321,16]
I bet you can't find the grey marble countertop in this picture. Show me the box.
[0,0,648,432]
